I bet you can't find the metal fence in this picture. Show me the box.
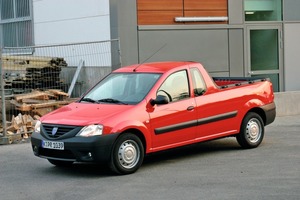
[0,39,121,144]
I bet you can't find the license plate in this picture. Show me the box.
[42,140,64,150]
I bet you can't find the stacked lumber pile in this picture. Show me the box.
[0,114,40,143]
[1,89,74,143]
[2,55,67,70]
[7,114,40,139]
[10,89,73,116]
[2,55,67,94]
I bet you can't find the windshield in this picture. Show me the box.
[81,73,161,105]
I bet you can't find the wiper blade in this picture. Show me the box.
[80,97,98,103]
[98,98,127,105]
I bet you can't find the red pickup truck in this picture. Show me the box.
[31,61,276,174]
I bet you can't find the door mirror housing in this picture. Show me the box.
[150,95,169,106]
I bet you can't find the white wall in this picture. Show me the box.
[33,0,110,44]
[32,0,111,66]
[284,23,300,91]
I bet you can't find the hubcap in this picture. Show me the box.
[246,118,261,143]
[118,140,140,169]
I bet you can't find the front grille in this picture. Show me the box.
[42,124,80,139]
[39,148,75,160]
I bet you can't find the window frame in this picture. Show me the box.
[190,67,207,96]
[0,0,34,52]
[157,70,190,103]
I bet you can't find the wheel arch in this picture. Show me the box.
[115,128,147,155]
[245,107,266,126]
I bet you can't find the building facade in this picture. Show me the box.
[1,0,300,92]
[111,0,300,92]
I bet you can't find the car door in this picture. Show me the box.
[190,67,239,140]
[148,70,197,150]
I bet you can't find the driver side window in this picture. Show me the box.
[157,70,190,102]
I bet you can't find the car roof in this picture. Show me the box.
[113,61,196,73]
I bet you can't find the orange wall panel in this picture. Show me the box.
[184,0,227,10]
[137,0,183,11]
[138,11,183,25]
[137,0,228,25]
[184,10,228,17]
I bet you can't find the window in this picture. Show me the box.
[191,68,206,96]
[0,0,33,48]
[245,0,282,21]
[157,70,189,102]
[84,73,161,105]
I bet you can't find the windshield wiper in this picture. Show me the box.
[80,97,98,103]
[98,98,128,105]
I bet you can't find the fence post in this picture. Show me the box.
[0,47,8,141]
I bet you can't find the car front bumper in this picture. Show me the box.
[31,132,119,163]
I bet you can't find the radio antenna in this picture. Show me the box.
[133,43,167,72]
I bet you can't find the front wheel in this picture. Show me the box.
[110,133,144,175]
[236,112,264,149]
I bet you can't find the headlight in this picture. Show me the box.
[76,125,103,137]
[34,120,41,133]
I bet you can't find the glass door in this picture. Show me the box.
[246,25,283,92]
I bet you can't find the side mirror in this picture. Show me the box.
[150,95,169,106]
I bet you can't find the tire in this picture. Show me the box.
[110,133,144,175]
[48,159,74,167]
[236,112,264,149]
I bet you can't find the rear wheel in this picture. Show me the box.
[48,159,74,167]
[110,133,144,175]
[236,112,264,149]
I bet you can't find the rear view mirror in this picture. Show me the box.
[150,95,169,106]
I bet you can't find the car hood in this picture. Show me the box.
[40,102,134,126]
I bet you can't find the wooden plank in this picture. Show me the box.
[3,64,49,71]
[48,89,69,97]
[138,11,183,25]
[21,98,50,104]
[137,0,183,11]
[32,107,55,116]
[184,0,228,10]
[184,10,228,17]
[10,100,32,111]
[14,91,52,101]
[2,55,61,62]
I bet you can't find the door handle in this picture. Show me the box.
[187,106,194,111]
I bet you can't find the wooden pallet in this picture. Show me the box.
[10,89,73,115]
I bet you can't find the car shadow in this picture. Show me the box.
[143,138,241,167]
[41,138,241,177]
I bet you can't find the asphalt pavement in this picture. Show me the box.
[0,115,299,200]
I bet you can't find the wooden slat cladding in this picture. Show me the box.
[184,10,228,24]
[184,0,227,11]
[137,0,183,11]
[137,0,183,25]
[183,0,227,24]
[138,11,183,25]
[137,0,228,25]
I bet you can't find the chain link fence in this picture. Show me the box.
[0,39,121,144]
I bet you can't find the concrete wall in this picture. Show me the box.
[283,23,300,91]
[138,28,229,76]
[274,92,300,116]
[60,66,111,98]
